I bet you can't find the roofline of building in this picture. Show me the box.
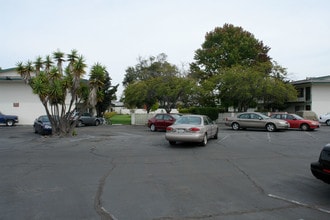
[291,75,330,85]
[0,67,17,73]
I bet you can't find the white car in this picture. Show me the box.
[319,113,330,126]
[165,114,218,146]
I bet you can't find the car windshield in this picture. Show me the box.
[41,116,50,122]
[259,114,270,119]
[292,114,304,120]
[171,114,182,120]
[175,116,201,125]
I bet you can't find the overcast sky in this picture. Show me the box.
[1,0,330,97]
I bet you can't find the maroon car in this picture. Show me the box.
[147,113,181,131]
[270,113,320,131]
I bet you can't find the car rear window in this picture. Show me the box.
[176,116,201,125]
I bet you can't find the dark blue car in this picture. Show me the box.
[311,143,330,184]
[0,111,19,126]
[33,115,52,135]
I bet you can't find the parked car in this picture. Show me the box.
[270,113,320,131]
[0,111,19,126]
[311,143,330,184]
[225,112,289,132]
[75,112,103,126]
[165,114,218,146]
[33,115,52,135]
[147,113,182,131]
[319,112,330,126]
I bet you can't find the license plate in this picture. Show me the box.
[177,129,185,133]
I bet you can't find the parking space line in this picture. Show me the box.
[218,134,230,143]
[268,194,330,214]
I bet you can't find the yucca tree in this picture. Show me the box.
[16,61,34,83]
[88,63,107,115]
[44,55,53,74]
[53,50,65,75]
[67,49,78,70]
[34,56,43,75]
[16,49,108,136]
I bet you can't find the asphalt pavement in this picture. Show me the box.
[1,124,330,220]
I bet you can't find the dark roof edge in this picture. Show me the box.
[0,67,17,73]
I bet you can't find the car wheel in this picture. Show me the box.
[95,120,100,126]
[34,126,38,134]
[266,123,276,132]
[300,123,309,131]
[326,120,330,126]
[200,134,207,146]
[213,129,218,139]
[232,122,240,130]
[169,141,176,145]
[77,120,83,127]
[150,124,156,132]
[6,120,14,126]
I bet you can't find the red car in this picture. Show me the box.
[147,113,182,131]
[270,113,320,131]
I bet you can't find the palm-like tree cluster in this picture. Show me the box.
[16,49,108,136]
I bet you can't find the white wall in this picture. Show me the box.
[312,84,330,116]
[0,80,45,125]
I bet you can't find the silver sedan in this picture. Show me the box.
[165,114,218,146]
[225,112,290,132]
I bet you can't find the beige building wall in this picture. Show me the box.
[0,80,45,125]
[312,84,330,116]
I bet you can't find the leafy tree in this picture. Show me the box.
[190,23,271,80]
[89,63,117,116]
[216,65,264,111]
[190,24,296,109]
[95,71,118,117]
[122,53,191,113]
[16,49,110,136]
[216,64,297,112]
[123,80,157,113]
[153,76,192,113]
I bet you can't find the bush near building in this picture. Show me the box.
[179,107,224,121]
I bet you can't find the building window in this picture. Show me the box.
[297,88,304,98]
[306,87,311,101]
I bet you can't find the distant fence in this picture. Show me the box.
[131,113,152,125]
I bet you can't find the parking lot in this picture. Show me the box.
[1,124,330,220]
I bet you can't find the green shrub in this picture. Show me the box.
[178,107,224,121]
[104,112,116,124]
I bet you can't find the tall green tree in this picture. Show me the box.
[190,24,296,109]
[92,65,118,116]
[190,23,271,80]
[16,50,111,136]
[216,64,297,112]
[122,53,191,113]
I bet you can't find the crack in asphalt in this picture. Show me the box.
[225,158,265,194]
[88,141,118,220]
[153,203,298,219]
[225,158,330,215]
[94,158,117,220]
